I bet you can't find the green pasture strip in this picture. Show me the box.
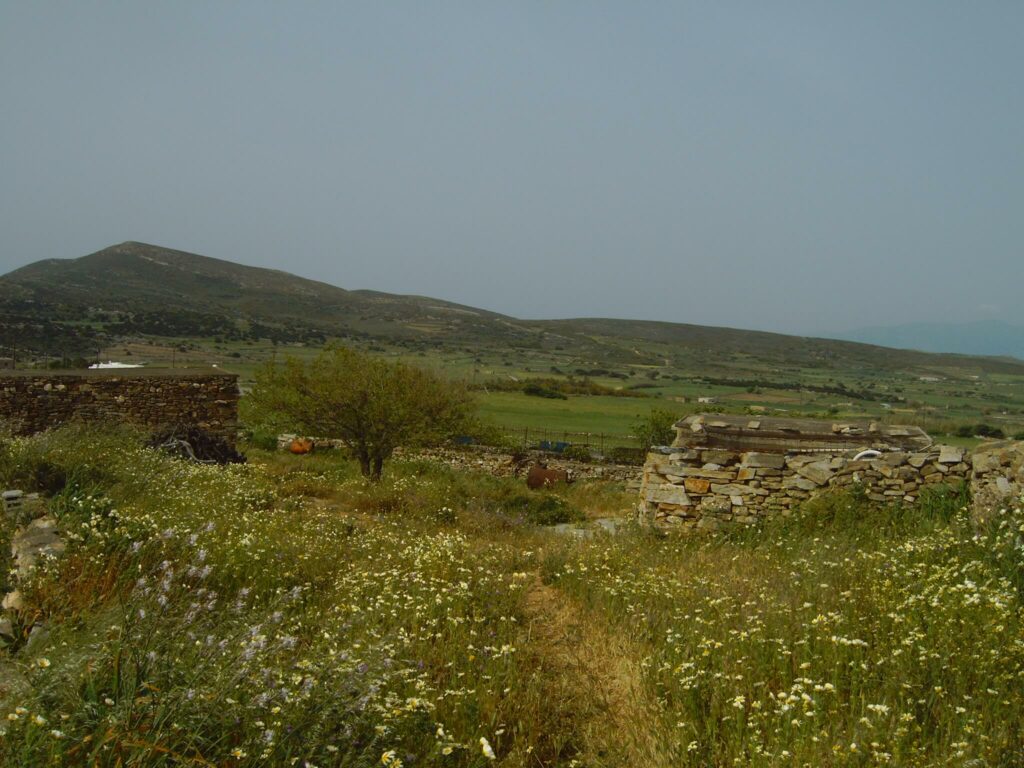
[475,391,665,438]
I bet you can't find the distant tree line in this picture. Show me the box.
[471,376,649,399]
[693,376,879,401]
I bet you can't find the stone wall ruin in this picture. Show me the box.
[640,414,992,531]
[0,369,239,444]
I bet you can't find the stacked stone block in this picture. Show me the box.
[970,441,1024,517]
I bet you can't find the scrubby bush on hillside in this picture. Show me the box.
[522,383,567,399]
[956,423,1006,438]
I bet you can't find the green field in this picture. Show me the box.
[476,392,663,443]
[95,333,1024,447]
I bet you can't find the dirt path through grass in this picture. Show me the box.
[518,573,672,767]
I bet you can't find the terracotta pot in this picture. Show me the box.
[289,437,314,455]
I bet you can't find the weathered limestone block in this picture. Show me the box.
[11,516,64,578]
[669,450,700,461]
[700,449,737,466]
[710,483,768,496]
[676,467,736,480]
[644,453,675,472]
[879,452,909,467]
[785,455,815,467]
[741,452,786,469]
[783,476,818,492]
[683,478,711,494]
[645,485,691,506]
[841,460,871,474]
[897,466,919,481]
[875,464,898,479]
[699,496,732,513]
[796,461,835,486]
[938,445,965,465]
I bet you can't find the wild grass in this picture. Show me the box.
[545,488,1024,766]
[0,428,592,766]
[0,427,1021,766]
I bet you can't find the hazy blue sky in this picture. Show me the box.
[2,2,1021,336]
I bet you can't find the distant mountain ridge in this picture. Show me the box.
[3,241,1024,375]
[837,321,1024,361]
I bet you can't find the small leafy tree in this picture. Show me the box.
[247,347,474,480]
[633,408,683,449]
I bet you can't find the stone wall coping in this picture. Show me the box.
[1,368,236,379]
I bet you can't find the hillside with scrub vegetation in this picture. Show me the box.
[6,242,1024,454]
[0,426,1022,766]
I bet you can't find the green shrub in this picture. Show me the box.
[632,408,682,449]
[607,445,647,465]
[747,484,967,545]
[0,425,134,495]
[523,383,567,399]
[561,444,593,462]
[0,431,13,487]
[0,438,68,494]
[243,426,280,452]
[495,490,584,526]
[956,423,1006,438]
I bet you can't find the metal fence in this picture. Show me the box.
[487,426,646,459]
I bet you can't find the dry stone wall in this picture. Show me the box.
[970,441,1024,519]
[641,445,972,531]
[399,446,641,485]
[0,370,239,444]
[278,436,642,485]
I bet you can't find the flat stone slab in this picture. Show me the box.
[12,516,65,577]
[938,445,965,464]
[548,517,628,539]
[645,485,691,506]
[795,461,835,486]
[741,452,786,469]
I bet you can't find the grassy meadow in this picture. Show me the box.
[1,427,1023,766]
[99,335,1024,447]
